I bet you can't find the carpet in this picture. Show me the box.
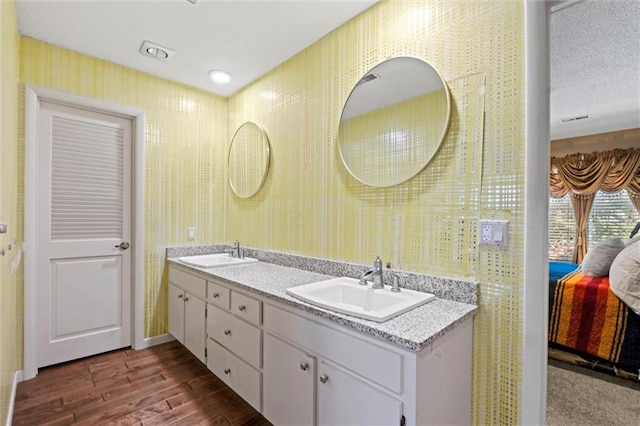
[546,359,640,426]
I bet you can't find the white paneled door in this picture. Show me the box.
[37,101,132,368]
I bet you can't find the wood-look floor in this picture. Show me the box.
[13,341,271,426]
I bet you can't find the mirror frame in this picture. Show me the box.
[228,121,271,199]
[338,56,451,187]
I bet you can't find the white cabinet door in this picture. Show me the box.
[317,360,402,426]
[263,333,315,426]
[184,294,206,363]
[168,283,185,344]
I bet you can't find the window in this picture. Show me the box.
[549,195,575,261]
[588,190,638,247]
[548,190,639,261]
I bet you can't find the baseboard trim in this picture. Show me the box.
[6,370,24,426]
[139,334,175,349]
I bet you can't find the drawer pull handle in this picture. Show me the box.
[177,294,183,299]
[300,362,309,371]
[212,293,220,299]
[224,329,231,336]
[238,305,247,312]
[319,374,329,384]
[224,368,231,375]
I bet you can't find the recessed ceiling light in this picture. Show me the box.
[146,47,168,60]
[139,41,174,62]
[209,70,232,84]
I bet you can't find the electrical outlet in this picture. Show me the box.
[479,220,509,248]
[482,224,492,242]
[187,227,196,241]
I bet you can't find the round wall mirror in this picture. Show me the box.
[338,56,451,187]
[228,122,271,198]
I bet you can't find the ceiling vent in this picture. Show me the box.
[139,41,175,62]
[560,114,590,123]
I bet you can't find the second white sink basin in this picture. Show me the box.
[178,253,258,268]
[286,277,435,322]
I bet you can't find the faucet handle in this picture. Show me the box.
[391,275,401,292]
[359,268,368,285]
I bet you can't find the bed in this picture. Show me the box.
[548,260,640,381]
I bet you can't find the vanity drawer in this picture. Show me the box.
[207,280,230,310]
[169,267,206,299]
[207,338,262,412]
[231,291,262,325]
[264,303,403,394]
[208,304,262,368]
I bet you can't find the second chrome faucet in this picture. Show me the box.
[228,240,244,258]
[360,256,384,289]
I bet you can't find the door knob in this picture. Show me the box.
[115,242,130,250]
[319,374,329,383]
[300,362,309,371]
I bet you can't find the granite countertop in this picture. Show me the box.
[167,258,477,352]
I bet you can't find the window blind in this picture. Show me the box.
[588,190,638,246]
[549,195,575,261]
[549,190,639,260]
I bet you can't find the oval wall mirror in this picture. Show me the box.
[338,56,451,187]
[228,121,271,198]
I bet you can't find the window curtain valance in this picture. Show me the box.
[550,148,640,263]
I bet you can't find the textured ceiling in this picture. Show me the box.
[550,0,640,140]
[16,0,377,97]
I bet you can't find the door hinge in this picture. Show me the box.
[400,415,405,426]
[205,347,208,358]
[205,308,208,318]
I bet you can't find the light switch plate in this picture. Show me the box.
[0,224,7,234]
[478,220,509,248]
[187,227,196,241]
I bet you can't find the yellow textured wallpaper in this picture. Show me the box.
[227,1,525,424]
[19,37,229,338]
[0,0,21,421]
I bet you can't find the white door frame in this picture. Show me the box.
[24,85,145,380]
[522,1,549,425]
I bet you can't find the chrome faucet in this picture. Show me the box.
[228,240,243,258]
[360,256,384,289]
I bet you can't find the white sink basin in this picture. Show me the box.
[178,253,258,268]
[286,277,435,322]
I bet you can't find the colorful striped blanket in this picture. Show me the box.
[549,266,640,376]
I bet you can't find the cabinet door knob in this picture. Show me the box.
[238,305,247,312]
[178,294,183,299]
[319,374,329,383]
[300,362,309,371]
[184,297,189,302]
[213,293,220,299]
[224,368,231,375]
[224,329,231,336]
